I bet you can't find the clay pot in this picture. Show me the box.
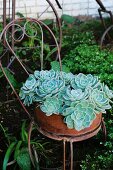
[35,108,102,142]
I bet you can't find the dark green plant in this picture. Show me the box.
[62,44,113,88]
[0,67,21,91]
[79,17,113,42]
[61,14,76,24]
[2,120,48,170]
[16,12,25,18]
[16,147,32,170]
[51,61,70,73]
[61,29,96,56]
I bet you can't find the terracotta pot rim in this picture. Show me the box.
[35,108,102,141]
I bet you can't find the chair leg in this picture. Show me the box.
[28,120,35,167]
[70,141,73,170]
[63,140,66,170]
[101,118,107,142]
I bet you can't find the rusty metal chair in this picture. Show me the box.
[0,16,106,170]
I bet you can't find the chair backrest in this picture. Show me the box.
[0,17,62,119]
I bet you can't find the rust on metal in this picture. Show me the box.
[36,117,102,142]
[35,107,102,141]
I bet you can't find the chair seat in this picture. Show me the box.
[35,108,102,142]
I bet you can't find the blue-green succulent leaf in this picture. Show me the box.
[40,97,63,116]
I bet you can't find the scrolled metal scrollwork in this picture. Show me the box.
[0,17,62,121]
[0,18,62,73]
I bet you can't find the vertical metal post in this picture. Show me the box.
[63,140,66,170]
[9,0,11,20]
[70,141,73,170]
[12,0,16,49]
[3,0,6,29]
[3,0,6,44]
[3,0,16,46]
[12,0,15,20]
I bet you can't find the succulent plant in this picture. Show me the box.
[19,75,40,106]
[61,72,74,84]
[71,73,100,90]
[40,97,63,116]
[63,86,88,103]
[63,100,96,131]
[20,70,113,131]
[89,89,111,113]
[34,69,59,81]
[35,78,65,98]
[102,84,113,99]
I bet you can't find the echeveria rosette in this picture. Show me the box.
[63,86,88,104]
[71,73,100,90]
[61,72,74,85]
[36,78,65,98]
[89,89,111,113]
[63,101,96,131]
[34,70,59,81]
[40,97,63,116]
[102,84,113,99]
[19,75,39,106]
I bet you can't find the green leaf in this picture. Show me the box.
[14,141,23,160]
[43,19,53,25]
[0,68,4,78]
[3,68,20,89]
[3,142,17,170]
[46,47,58,60]
[0,123,10,145]
[22,50,27,55]
[17,148,31,170]
[61,14,75,24]
[16,12,24,18]
[51,61,70,73]
[21,121,28,142]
